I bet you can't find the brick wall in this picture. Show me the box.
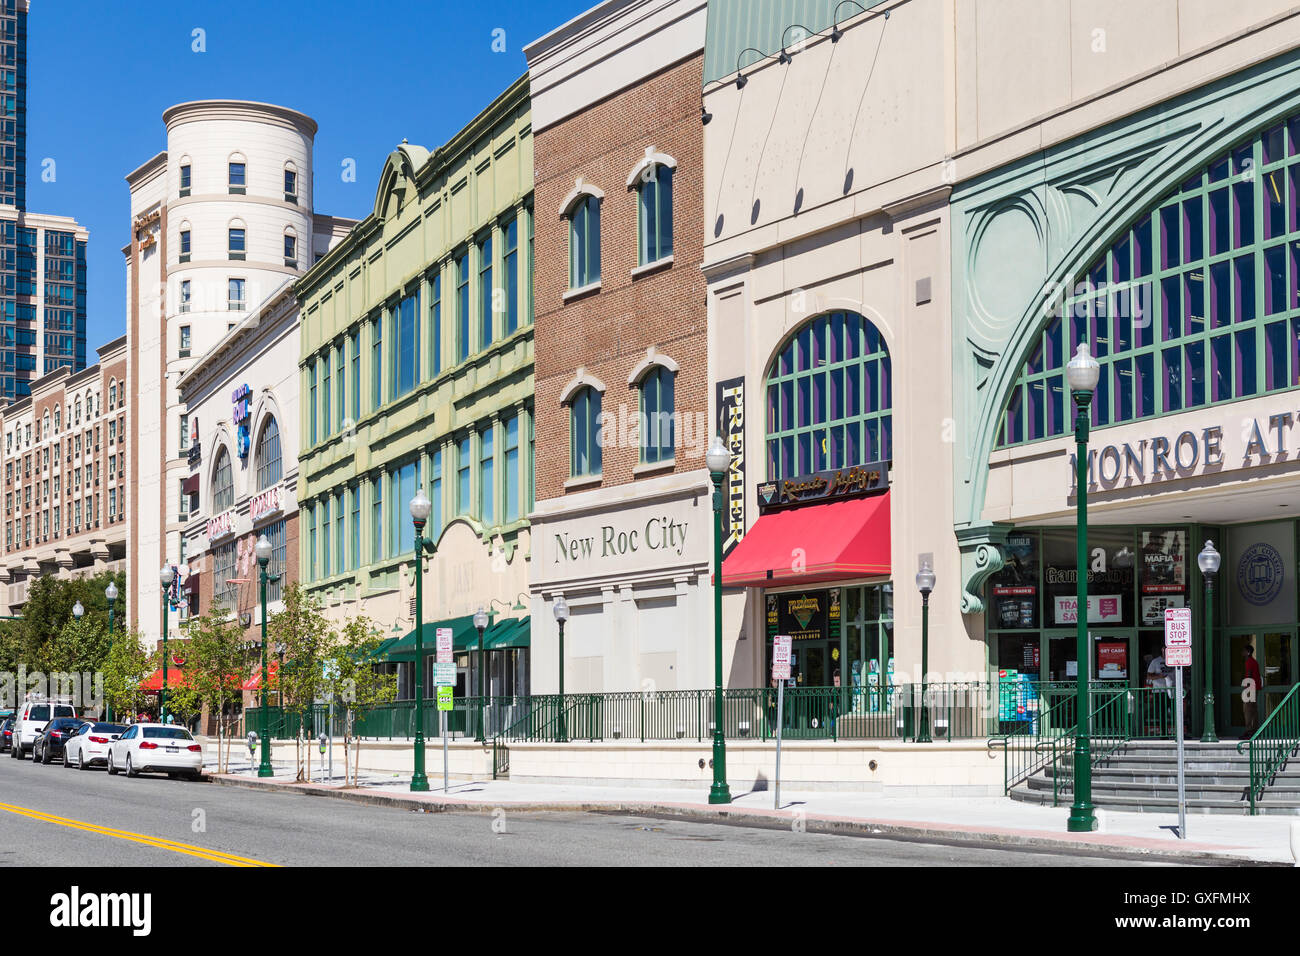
[533,52,707,503]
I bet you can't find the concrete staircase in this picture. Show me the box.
[1009,740,1300,815]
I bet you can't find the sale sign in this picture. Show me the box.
[1054,595,1123,625]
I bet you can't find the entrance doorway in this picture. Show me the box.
[1224,629,1297,735]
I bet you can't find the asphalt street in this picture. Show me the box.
[0,753,1177,866]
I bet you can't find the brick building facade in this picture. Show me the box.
[526,0,717,693]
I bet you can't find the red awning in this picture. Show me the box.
[139,667,192,692]
[181,473,200,496]
[721,491,891,587]
[242,660,280,691]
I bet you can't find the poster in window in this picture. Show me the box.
[990,532,1039,629]
[1140,529,1186,594]
[1096,641,1128,681]
[1141,593,1186,626]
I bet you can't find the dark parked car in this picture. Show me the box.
[0,718,13,753]
[32,717,85,765]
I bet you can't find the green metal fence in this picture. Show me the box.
[1238,681,1300,815]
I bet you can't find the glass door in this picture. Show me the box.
[1224,629,1296,735]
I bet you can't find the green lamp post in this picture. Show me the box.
[915,557,935,743]
[408,488,436,793]
[1198,540,1220,742]
[159,564,175,723]
[1066,342,1100,833]
[105,582,118,722]
[706,434,733,806]
[553,596,568,743]
[473,606,489,742]
[255,534,280,778]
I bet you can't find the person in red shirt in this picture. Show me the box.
[1243,646,1263,735]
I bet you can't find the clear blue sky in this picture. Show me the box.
[26,0,591,351]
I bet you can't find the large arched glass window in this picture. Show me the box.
[999,117,1300,447]
[639,365,675,463]
[256,417,282,490]
[568,195,601,289]
[765,311,892,482]
[212,446,234,514]
[570,386,602,477]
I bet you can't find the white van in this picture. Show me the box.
[10,697,77,760]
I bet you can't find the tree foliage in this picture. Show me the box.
[327,615,398,787]
[184,609,253,774]
[101,627,152,721]
[267,583,332,781]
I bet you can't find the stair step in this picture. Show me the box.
[1009,786,1300,814]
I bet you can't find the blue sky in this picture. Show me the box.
[26,0,591,350]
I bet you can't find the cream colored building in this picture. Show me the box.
[124,100,352,647]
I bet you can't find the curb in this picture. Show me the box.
[206,774,1286,866]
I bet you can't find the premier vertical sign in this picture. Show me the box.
[716,376,745,557]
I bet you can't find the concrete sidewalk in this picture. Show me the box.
[205,758,1298,866]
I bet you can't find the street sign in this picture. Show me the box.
[436,627,453,664]
[772,634,792,681]
[436,685,453,712]
[1165,646,1193,667]
[434,662,456,687]
[1164,607,1192,648]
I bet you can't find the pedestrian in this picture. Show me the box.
[1243,645,1262,735]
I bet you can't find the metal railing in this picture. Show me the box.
[1237,682,1300,815]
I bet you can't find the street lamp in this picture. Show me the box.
[105,581,118,722]
[408,488,436,793]
[255,534,280,778]
[552,596,569,743]
[159,564,175,723]
[72,600,84,620]
[1065,342,1100,833]
[474,606,489,742]
[1198,540,1221,743]
[705,434,733,805]
[915,557,936,743]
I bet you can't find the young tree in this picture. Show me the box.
[268,583,332,781]
[154,640,202,738]
[101,628,153,722]
[327,615,398,787]
[184,610,254,774]
[39,616,111,714]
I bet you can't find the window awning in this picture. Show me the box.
[140,667,193,692]
[485,616,530,650]
[181,473,200,496]
[382,615,478,661]
[721,491,891,588]
[242,660,280,691]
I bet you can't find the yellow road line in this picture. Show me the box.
[0,800,278,867]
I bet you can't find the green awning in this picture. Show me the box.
[382,614,478,661]
[486,616,530,650]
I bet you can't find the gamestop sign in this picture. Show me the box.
[250,484,283,522]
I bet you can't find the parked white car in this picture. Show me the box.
[9,698,77,760]
[62,721,128,770]
[106,724,204,780]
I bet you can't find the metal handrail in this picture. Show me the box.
[1236,681,1300,815]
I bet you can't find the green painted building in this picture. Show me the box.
[295,75,535,700]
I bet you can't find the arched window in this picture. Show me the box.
[283,161,298,203]
[639,365,675,463]
[999,117,1300,447]
[765,311,892,482]
[53,406,60,432]
[256,417,282,490]
[570,386,603,477]
[73,399,80,425]
[228,152,246,194]
[42,411,49,438]
[211,445,234,514]
[568,195,601,289]
[108,380,117,409]
[637,164,674,266]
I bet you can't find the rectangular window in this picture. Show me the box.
[480,425,495,527]
[307,509,317,582]
[393,291,419,399]
[180,230,191,261]
[179,164,191,196]
[503,218,518,336]
[179,280,191,314]
[371,476,383,563]
[228,278,245,311]
[265,520,286,603]
[229,162,246,193]
[504,415,519,523]
[179,325,191,358]
[309,364,318,445]
[371,313,383,410]
[350,329,361,421]
[228,228,246,259]
[180,413,189,451]
[430,273,442,376]
[322,352,332,436]
[457,436,471,516]
[336,344,346,427]
[350,484,360,570]
[214,541,238,609]
[479,234,493,351]
[321,499,331,578]
[456,252,470,362]
[388,461,418,559]
[430,448,443,541]
[284,234,297,268]
[334,492,344,574]
[284,169,297,203]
